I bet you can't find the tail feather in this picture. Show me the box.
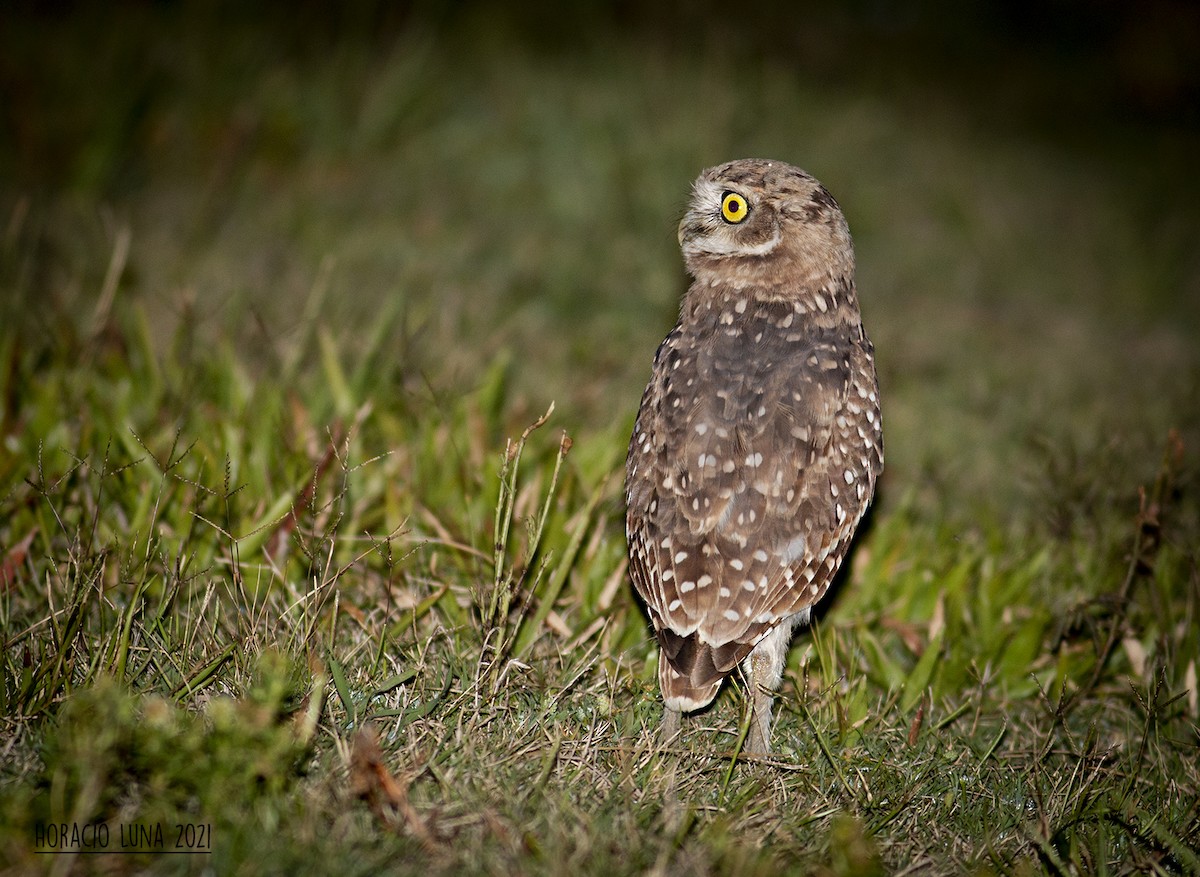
[656,629,751,713]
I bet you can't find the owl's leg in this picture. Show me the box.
[744,640,783,755]
[743,610,809,755]
[745,697,773,754]
[661,705,681,746]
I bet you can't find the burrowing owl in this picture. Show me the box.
[625,159,883,754]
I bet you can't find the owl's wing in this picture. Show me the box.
[627,304,872,682]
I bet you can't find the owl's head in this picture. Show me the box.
[678,159,853,289]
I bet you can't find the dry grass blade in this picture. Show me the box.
[350,727,438,853]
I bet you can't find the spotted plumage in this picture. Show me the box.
[625,159,883,754]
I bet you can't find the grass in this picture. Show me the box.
[2,6,1199,875]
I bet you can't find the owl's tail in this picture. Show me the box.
[656,629,742,713]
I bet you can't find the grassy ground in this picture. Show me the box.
[2,6,1199,875]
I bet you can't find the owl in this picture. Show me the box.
[625,159,883,755]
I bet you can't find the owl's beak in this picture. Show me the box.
[678,209,706,249]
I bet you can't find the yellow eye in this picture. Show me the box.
[720,191,749,223]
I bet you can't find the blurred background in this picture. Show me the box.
[3,0,1198,526]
